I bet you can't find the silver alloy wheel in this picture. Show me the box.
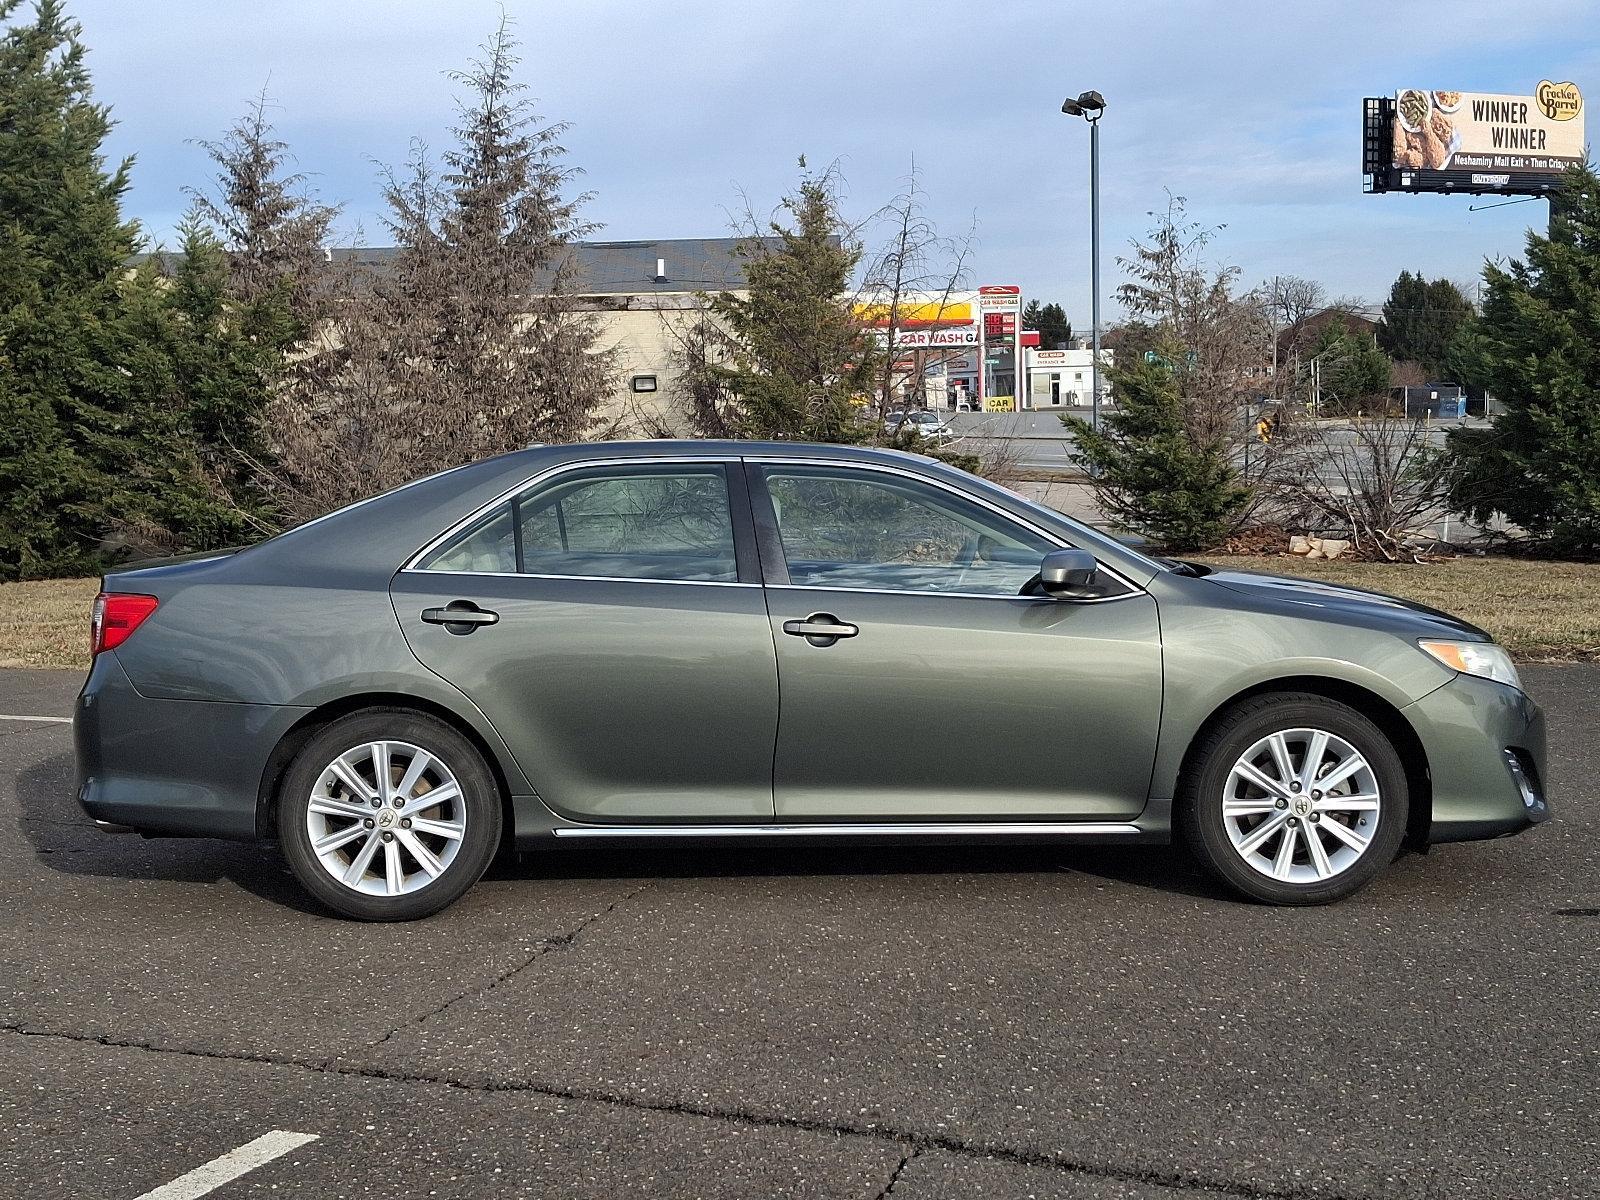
[1222,727,1380,884]
[304,740,467,897]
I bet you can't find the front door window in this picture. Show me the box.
[757,464,1055,596]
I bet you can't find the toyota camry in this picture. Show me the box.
[75,442,1548,920]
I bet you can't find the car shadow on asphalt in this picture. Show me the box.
[17,747,332,917]
[505,840,1233,903]
[17,745,1236,914]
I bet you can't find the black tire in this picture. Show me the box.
[1178,693,1409,906]
[277,709,502,921]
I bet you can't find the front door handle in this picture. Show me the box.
[421,602,499,633]
[782,613,858,645]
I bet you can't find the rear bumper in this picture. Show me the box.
[1404,674,1549,843]
[75,654,309,840]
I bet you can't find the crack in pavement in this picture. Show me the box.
[872,1146,918,1199]
[366,881,655,1051]
[0,1020,1374,1200]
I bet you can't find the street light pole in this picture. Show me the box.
[1061,90,1107,430]
[1088,112,1102,431]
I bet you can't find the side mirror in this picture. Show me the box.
[1038,548,1100,600]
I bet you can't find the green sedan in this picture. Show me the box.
[76,442,1548,920]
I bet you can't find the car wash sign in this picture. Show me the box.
[978,285,1021,315]
[1364,82,1584,197]
[877,327,979,349]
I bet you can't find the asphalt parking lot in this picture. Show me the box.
[1,666,1597,1199]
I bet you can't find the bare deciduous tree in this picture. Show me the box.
[1261,274,1324,400]
[857,160,974,417]
[1269,410,1452,560]
[1116,194,1268,450]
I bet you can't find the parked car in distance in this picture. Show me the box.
[76,442,1548,920]
[885,409,954,442]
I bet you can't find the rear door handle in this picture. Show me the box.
[782,613,858,644]
[421,602,499,632]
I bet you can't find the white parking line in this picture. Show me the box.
[0,714,71,724]
[133,1130,319,1200]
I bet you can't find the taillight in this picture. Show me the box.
[91,593,159,655]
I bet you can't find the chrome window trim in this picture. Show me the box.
[398,568,756,589]
[402,455,745,573]
[746,455,1145,599]
[763,582,1127,605]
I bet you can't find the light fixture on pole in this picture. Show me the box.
[1060,89,1106,430]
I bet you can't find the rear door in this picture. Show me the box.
[393,458,779,822]
[749,459,1162,821]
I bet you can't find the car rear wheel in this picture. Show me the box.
[277,710,502,921]
[1179,693,1409,905]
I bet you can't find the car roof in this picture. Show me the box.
[522,439,940,468]
[231,441,932,575]
[223,439,1161,591]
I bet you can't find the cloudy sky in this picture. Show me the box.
[63,0,1599,324]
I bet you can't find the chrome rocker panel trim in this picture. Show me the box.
[552,821,1146,838]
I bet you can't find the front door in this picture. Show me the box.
[749,461,1162,821]
[394,460,778,822]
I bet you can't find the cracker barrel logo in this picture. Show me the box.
[1535,80,1582,121]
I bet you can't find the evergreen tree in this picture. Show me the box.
[1022,300,1072,349]
[1377,270,1475,379]
[1063,348,1250,550]
[1443,166,1600,552]
[1061,197,1263,549]
[1038,302,1072,349]
[0,0,140,578]
[156,95,338,543]
[269,18,612,522]
[105,223,288,554]
[187,92,336,323]
[708,164,878,442]
[1308,317,1391,413]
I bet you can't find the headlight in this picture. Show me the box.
[1418,639,1522,691]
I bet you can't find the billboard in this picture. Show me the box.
[1364,82,1584,196]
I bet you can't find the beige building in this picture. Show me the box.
[567,238,767,433]
[318,238,762,435]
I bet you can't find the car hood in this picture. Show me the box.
[1197,566,1492,641]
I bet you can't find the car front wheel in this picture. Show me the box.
[277,710,502,921]
[1180,693,1409,905]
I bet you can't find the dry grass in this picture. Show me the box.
[2,558,1596,670]
[0,577,99,669]
[1193,555,1600,661]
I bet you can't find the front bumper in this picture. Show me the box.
[1403,673,1549,843]
[75,653,309,840]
